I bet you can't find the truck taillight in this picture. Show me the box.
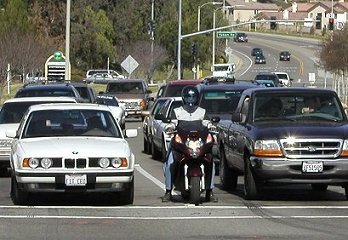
[140,99,147,109]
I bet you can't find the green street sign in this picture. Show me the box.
[216,31,236,38]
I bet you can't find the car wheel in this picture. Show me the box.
[11,175,29,205]
[151,139,161,160]
[219,149,238,191]
[0,167,8,177]
[311,183,328,191]
[143,137,149,154]
[161,138,167,162]
[345,186,348,200]
[119,178,134,205]
[244,157,262,200]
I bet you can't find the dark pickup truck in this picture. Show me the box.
[217,87,348,200]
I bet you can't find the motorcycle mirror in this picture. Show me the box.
[211,116,220,123]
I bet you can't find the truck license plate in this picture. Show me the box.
[302,161,323,173]
[65,174,87,186]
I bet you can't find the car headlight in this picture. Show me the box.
[0,139,12,147]
[28,158,39,169]
[254,140,283,157]
[341,140,348,156]
[98,158,110,168]
[111,157,128,168]
[41,158,53,169]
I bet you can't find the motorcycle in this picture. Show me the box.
[166,120,215,205]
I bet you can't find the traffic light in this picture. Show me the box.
[191,42,198,56]
[315,15,321,30]
[328,18,334,30]
[270,16,277,30]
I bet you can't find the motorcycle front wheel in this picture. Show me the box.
[190,176,201,205]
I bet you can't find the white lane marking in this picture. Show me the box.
[0,215,348,220]
[233,49,252,78]
[135,164,164,190]
[1,205,348,209]
[134,164,178,195]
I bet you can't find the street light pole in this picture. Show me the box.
[197,2,223,32]
[65,0,71,80]
[150,0,155,84]
[212,5,243,66]
[177,0,182,80]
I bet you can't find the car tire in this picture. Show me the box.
[143,137,149,154]
[161,138,167,162]
[11,175,29,205]
[119,178,134,205]
[151,139,161,160]
[345,186,348,200]
[311,183,328,191]
[219,149,238,191]
[244,157,262,200]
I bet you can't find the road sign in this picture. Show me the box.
[121,55,139,76]
[308,72,316,84]
[217,31,236,38]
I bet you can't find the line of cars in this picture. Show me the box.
[0,81,138,205]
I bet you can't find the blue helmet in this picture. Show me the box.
[181,86,199,107]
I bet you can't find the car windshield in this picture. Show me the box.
[165,85,196,97]
[200,90,243,113]
[22,109,121,138]
[107,82,145,94]
[276,74,288,79]
[253,93,344,122]
[0,101,74,124]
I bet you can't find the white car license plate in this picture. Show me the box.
[65,174,87,186]
[302,161,323,173]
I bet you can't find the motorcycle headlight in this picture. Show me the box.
[41,158,53,169]
[254,140,283,157]
[98,158,110,168]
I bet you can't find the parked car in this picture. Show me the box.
[254,72,281,87]
[96,94,126,129]
[86,69,126,80]
[141,97,171,154]
[234,32,248,42]
[14,83,83,101]
[0,97,78,176]
[104,79,153,120]
[251,47,263,56]
[217,87,348,200]
[279,51,291,61]
[254,54,266,64]
[273,71,293,87]
[8,103,138,205]
[151,97,183,160]
[70,81,97,103]
[156,80,201,99]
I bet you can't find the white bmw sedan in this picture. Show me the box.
[7,103,137,205]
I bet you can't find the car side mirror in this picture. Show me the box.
[147,96,154,102]
[154,113,163,120]
[124,129,138,138]
[162,117,172,124]
[5,130,17,138]
[231,112,242,122]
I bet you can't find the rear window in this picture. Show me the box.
[15,89,76,98]
[200,90,243,113]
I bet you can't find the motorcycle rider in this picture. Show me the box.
[162,85,218,202]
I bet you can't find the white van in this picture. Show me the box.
[211,63,236,79]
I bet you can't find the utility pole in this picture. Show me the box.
[177,0,182,80]
[65,0,71,80]
[150,0,155,84]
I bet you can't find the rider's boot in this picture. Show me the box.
[205,189,218,202]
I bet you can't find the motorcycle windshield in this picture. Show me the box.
[176,120,208,136]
